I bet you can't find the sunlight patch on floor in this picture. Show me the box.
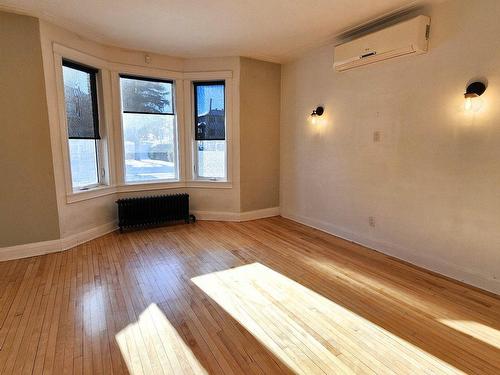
[306,256,500,351]
[115,303,208,375]
[192,262,463,375]
[438,319,500,350]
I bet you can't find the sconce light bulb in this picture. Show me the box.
[464,81,486,112]
[464,97,473,111]
[310,106,323,125]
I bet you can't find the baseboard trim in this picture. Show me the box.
[0,238,62,262]
[282,211,500,296]
[0,221,118,262]
[239,207,281,221]
[60,221,118,251]
[4,209,497,295]
[193,206,280,222]
[0,208,281,262]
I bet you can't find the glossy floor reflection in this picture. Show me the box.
[0,217,499,374]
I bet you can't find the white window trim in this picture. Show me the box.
[52,43,235,204]
[66,185,117,203]
[53,46,116,202]
[184,72,233,187]
[112,68,185,187]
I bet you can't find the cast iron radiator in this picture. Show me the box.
[116,193,195,232]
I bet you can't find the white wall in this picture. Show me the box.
[280,0,500,294]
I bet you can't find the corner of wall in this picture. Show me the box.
[0,11,60,247]
[239,57,281,213]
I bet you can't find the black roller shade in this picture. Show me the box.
[62,59,100,140]
[194,81,225,141]
[120,75,174,115]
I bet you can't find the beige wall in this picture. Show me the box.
[240,58,281,212]
[280,0,500,294]
[38,20,243,237]
[39,20,186,238]
[184,56,242,215]
[0,12,60,246]
[0,13,281,249]
[0,12,275,250]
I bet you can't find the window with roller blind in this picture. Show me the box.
[62,59,103,190]
[193,81,227,181]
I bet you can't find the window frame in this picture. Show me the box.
[52,44,234,203]
[189,78,231,183]
[55,51,113,197]
[62,59,101,190]
[117,72,181,186]
[62,59,101,140]
[67,139,100,190]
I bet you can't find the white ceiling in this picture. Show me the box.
[1,0,432,62]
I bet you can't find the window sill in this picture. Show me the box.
[65,180,233,204]
[67,185,116,203]
[186,180,233,189]
[117,181,185,193]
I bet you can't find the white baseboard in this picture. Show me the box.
[0,208,281,262]
[0,221,117,262]
[191,210,240,221]
[192,206,280,222]
[0,238,63,262]
[60,221,118,251]
[239,207,281,221]
[4,207,496,295]
[282,211,500,296]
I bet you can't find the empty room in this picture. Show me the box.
[1,0,500,373]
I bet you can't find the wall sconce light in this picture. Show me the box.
[310,106,324,125]
[464,81,486,111]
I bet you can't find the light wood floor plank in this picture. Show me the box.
[0,217,499,374]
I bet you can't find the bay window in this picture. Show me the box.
[57,46,233,198]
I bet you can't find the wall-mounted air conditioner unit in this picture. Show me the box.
[334,15,430,72]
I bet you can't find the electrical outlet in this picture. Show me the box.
[368,216,376,227]
[373,131,381,143]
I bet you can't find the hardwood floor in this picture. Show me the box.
[0,217,499,374]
